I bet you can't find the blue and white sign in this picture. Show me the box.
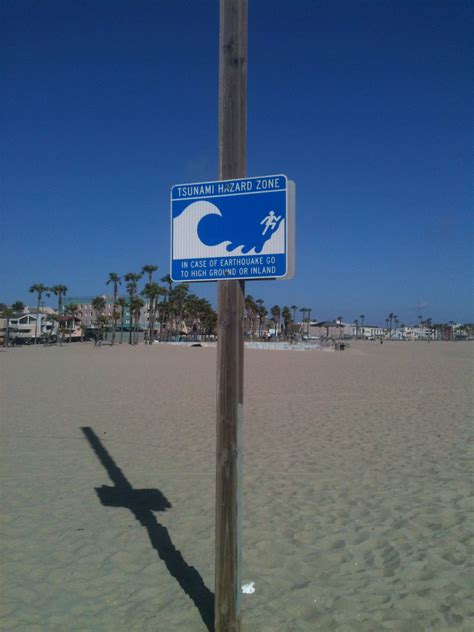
[170,174,295,282]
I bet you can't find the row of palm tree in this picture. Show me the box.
[97,267,217,345]
[28,283,70,344]
[24,279,439,348]
[243,297,311,339]
[25,278,316,346]
[29,276,444,348]
[3,287,471,348]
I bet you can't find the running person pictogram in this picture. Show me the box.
[260,210,282,236]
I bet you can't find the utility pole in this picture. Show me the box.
[215,1,247,631]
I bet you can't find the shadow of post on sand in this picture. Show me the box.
[81,426,214,631]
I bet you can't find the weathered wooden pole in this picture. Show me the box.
[215,1,247,631]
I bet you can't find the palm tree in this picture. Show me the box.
[91,296,106,342]
[92,296,106,319]
[245,295,257,338]
[259,306,268,338]
[270,305,281,338]
[161,274,173,294]
[198,300,217,340]
[418,314,423,339]
[160,274,173,340]
[291,305,298,324]
[282,306,292,339]
[117,297,127,344]
[142,265,158,284]
[42,315,52,346]
[184,293,201,340]
[255,301,267,339]
[169,283,189,337]
[124,273,143,344]
[106,273,121,346]
[142,282,163,344]
[64,303,80,342]
[256,299,265,338]
[49,313,61,345]
[129,297,144,345]
[51,285,68,315]
[142,266,158,339]
[299,308,307,337]
[96,315,109,344]
[51,286,68,342]
[353,318,359,339]
[29,283,49,344]
[386,313,393,339]
[91,296,106,344]
[158,294,169,341]
[111,309,121,340]
[307,308,312,336]
[425,317,432,342]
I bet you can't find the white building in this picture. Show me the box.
[2,307,57,343]
[351,324,385,339]
[402,326,440,341]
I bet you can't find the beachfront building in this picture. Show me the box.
[65,296,147,328]
[389,328,405,341]
[402,325,439,341]
[351,324,385,339]
[451,323,471,340]
[429,323,472,341]
[309,320,352,339]
[433,324,456,341]
[65,296,115,327]
[1,307,57,343]
[57,313,83,341]
[402,326,416,340]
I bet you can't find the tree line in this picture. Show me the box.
[2,279,471,346]
[1,268,311,346]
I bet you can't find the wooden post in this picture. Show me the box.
[215,1,247,631]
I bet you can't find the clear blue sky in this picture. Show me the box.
[2,1,473,324]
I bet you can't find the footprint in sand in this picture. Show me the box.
[381,543,401,577]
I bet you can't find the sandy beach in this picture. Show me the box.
[1,341,473,631]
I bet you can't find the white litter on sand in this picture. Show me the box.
[241,582,256,594]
